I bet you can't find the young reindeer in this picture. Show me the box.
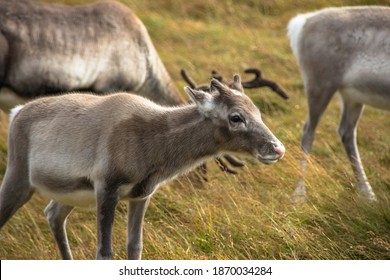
[0,75,285,260]
[0,0,246,178]
[288,6,390,201]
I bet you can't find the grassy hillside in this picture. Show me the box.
[0,0,389,259]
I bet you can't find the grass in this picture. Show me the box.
[1,0,390,260]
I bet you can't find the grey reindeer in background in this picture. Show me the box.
[288,6,390,201]
[0,75,285,259]
[0,0,183,106]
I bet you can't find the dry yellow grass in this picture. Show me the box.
[0,0,389,260]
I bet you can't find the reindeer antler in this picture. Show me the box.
[211,70,224,83]
[241,68,289,99]
[180,69,197,89]
[210,68,289,100]
[180,69,211,92]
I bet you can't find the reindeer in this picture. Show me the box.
[288,6,390,201]
[0,75,285,259]
[0,0,184,106]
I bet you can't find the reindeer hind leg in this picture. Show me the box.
[292,82,337,202]
[0,167,33,229]
[337,95,376,200]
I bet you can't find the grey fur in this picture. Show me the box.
[0,0,184,106]
[0,76,285,259]
[288,6,390,201]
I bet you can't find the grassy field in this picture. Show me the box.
[0,0,390,260]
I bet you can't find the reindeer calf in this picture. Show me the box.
[0,75,284,259]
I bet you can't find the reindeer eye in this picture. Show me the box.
[230,114,244,123]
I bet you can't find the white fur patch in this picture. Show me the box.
[287,11,319,58]
[201,99,215,112]
[231,89,243,96]
[36,187,96,209]
[9,105,24,123]
[118,183,135,198]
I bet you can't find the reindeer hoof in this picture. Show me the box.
[290,180,307,203]
[358,190,377,202]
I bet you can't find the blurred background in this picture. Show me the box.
[0,0,389,259]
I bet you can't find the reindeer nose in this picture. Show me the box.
[272,141,285,158]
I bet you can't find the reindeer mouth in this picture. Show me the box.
[256,141,285,165]
[256,154,281,165]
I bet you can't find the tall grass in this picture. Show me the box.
[0,0,389,259]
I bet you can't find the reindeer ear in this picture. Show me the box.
[210,78,225,93]
[184,87,214,115]
[232,74,244,92]
[210,78,231,96]
[184,87,212,105]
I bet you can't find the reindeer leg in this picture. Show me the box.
[95,181,119,260]
[126,175,159,260]
[197,163,208,182]
[215,154,246,174]
[215,157,238,174]
[44,200,74,260]
[127,197,150,260]
[337,96,376,200]
[0,167,33,229]
[292,84,335,203]
[223,154,245,167]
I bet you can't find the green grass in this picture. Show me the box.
[1,0,390,260]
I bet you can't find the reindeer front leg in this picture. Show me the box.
[127,197,151,260]
[95,181,119,260]
[126,176,157,260]
[44,200,74,260]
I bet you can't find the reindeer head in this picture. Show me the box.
[184,74,285,164]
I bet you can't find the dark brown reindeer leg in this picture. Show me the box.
[215,157,238,174]
[223,154,245,167]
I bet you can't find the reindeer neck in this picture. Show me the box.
[159,105,220,165]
